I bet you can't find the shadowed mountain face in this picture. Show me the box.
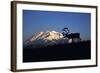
[24,31,69,49]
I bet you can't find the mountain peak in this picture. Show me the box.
[44,31,63,41]
[24,31,68,48]
[51,30,58,33]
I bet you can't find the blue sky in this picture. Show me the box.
[23,10,91,41]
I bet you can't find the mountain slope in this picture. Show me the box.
[24,31,68,48]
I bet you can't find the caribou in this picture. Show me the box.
[62,27,81,43]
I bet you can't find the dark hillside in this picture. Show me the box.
[23,40,91,62]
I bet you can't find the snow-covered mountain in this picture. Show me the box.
[24,31,69,48]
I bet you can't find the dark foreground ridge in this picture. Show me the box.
[23,40,91,62]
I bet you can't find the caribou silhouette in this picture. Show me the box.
[62,27,81,42]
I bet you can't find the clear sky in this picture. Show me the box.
[23,10,91,41]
